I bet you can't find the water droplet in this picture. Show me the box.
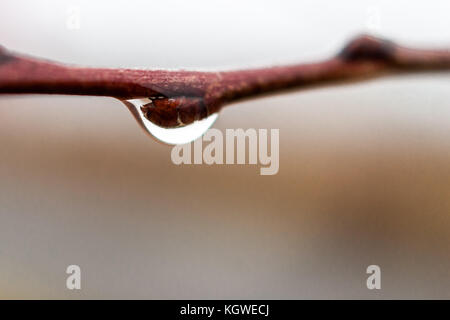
[123,98,219,145]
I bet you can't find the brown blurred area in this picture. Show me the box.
[1,75,450,299]
[1,0,450,299]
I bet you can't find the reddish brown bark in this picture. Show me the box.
[1,35,450,128]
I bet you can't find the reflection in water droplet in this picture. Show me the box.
[123,98,218,145]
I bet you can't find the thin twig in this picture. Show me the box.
[1,34,450,127]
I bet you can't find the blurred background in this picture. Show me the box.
[1,0,450,299]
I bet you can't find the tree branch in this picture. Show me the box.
[1,34,450,128]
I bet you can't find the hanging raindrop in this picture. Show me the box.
[123,98,218,145]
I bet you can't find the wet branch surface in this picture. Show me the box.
[1,34,450,128]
